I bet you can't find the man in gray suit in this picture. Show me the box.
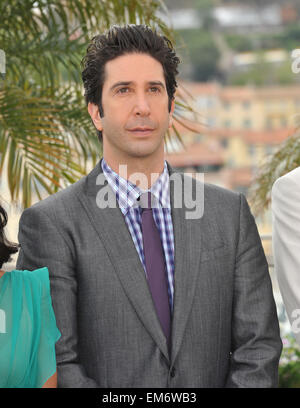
[17,24,282,387]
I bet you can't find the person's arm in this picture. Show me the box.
[42,372,57,388]
[225,194,282,388]
[272,172,300,345]
[17,205,99,388]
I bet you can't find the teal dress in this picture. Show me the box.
[0,267,61,388]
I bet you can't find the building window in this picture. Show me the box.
[227,157,235,167]
[206,98,215,108]
[196,97,216,109]
[248,145,255,157]
[243,118,252,129]
[280,117,287,128]
[265,117,273,130]
[280,99,286,108]
[243,100,251,109]
[265,100,272,110]
[195,133,203,142]
[207,117,216,127]
[221,139,228,148]
[265,145,273,155]
[223,119,231,128]
[223,101,231,110]
[295,99,300,108]
[196,97,206,109]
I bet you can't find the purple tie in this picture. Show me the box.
[140,191,171,349]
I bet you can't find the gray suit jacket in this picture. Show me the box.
[16,158,282,387]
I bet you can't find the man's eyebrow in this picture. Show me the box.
[110,81,132,91]
[109,80,166,91]
[148,81,165,89]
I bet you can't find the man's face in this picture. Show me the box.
[88,52,175,161]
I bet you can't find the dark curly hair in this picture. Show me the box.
[81,24,180,142]
[0,205,19,269]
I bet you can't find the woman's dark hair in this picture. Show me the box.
[0,205,19,269]
[81,24,180,142]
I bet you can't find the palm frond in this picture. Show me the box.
[0,84,98,207]
[0,0,202,208]
[249,128,300,216]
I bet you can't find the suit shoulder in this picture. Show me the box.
[172,171,241,216]
[204,181,239,200]
[23,176,86,216]
[177,171,240,202]
[204,182,243,218]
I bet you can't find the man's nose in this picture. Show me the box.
[132,93,151,116]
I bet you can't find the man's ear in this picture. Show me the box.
[88,103,103,131]
[168,99,175,128]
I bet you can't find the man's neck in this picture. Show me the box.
[103,156,165,190]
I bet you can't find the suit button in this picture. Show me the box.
[170,367,176,378]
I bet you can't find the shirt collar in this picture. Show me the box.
[101,157,171,215]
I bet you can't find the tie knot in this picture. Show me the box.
[139,191,153,210]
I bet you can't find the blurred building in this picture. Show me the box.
[168,81,299,182]
[166,81,300,244]
[160,2,298,31]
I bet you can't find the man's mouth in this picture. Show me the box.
[129,127,154,131]
[127,127,154,135]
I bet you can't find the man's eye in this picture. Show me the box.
[118,87,129,94]
[150,87,160,93]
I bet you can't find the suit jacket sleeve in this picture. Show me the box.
[225,193,282,388]
[272,170,300,346]
[16,205,99,388]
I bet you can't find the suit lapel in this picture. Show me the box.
[167,164,203,366]
[77,159,170,363]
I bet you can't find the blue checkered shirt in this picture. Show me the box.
[101,157,175,312]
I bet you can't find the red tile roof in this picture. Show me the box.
[208,128,294,144]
